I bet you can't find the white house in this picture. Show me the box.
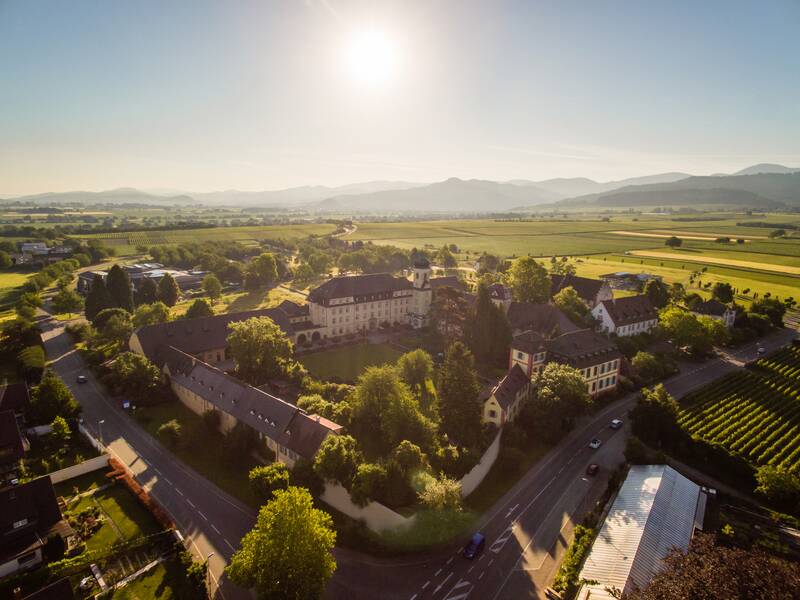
[481,364,530,426]
[591,295,659,337]
[691,299,736,328]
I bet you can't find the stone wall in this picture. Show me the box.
[321,482,415,533]
[48,454,110,484]
[460,429,502,498]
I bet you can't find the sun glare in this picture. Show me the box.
[344,29,399,88]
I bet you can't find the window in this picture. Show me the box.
[488,409,497,418]
[517,351,524,360]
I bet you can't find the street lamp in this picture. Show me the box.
[98,419,105,446]
[206,552,215,599]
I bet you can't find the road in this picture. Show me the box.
[39,309,794,600]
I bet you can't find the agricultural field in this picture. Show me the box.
[678,344,800,473]
[0,270,31,310]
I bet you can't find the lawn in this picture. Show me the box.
[299,342,405,381]
[133,400,259,506]
[111,558,190,599]
[54,469,111,499]
[0,270,31,310]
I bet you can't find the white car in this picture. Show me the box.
[610,419,623,430]
[589,438,602,449]
[77,375,88,384]
[757,346,766,356]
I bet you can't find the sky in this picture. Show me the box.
[1,0,800,196]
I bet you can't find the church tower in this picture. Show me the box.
[411,257,432,328]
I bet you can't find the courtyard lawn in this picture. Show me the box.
[299,342,405,381]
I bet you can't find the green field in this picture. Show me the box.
[299,343,405,381]
[0,271,31,310]
[678,344,800,473]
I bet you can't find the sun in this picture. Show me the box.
[344,29,399,88]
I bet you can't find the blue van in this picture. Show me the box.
[463,533,486,559]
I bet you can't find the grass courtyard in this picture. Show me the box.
[299,342,405,382]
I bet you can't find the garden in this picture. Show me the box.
[299,342,405,382]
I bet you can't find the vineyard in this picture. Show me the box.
[678,343,800,473]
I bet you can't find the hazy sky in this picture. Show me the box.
[2,0,800,195]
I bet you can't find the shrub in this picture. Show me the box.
[157,419,182,448]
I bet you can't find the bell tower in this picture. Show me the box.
[411,257,432,328]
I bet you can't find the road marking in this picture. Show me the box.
[504,503,519,518]
[478,571,485,580]
[433,572,453,594]
[225,538,235,551]
[487,558,494,567]
[443,578,472,600]
[489,526,514,554]
[186,499,196,508]
[446,556,454,566]
[176,488,184,496]
[410,595,417,600]
[198,511,208,521]
[422,580,430,590]
[163,477,172,486]
[435,568,442,576]
[467,565,474,574]
[212,525,221,535]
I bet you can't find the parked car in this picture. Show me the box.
[610,419,623,430]
[589,438,602,449]
[76,375,88,384]
[463,533,486,559]
[586,463,599,476]
[757,346,766,356]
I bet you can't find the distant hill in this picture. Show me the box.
[732,163,800,176]
[510,172,691,200]
[558,172,800,209]
[190,181,423,206]
[2,187,196,205]
[589,188,783,209]
[319,177,559,213]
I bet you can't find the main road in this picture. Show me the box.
[39,310,794,600]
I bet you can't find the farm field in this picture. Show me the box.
[299,342,404,382]
[628,249,800,275]
[677,344,800,473]
[0,271,31,310]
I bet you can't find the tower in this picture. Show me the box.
[411,257,432,328]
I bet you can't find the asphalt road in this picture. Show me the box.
[39,310,795,600]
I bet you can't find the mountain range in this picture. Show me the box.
[2,163,798,212]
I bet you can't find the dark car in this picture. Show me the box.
[77,375,88,384]
[586,463,599,476]
[463,533,486,559]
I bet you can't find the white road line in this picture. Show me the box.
[410,595,417,600]
[422,580,430,590]
[478,571,485,580]
[225,539,235,551]
[446,557,454,566]
[433,572,453,594]
[443,578,472,600]
[176,488,184,496]
[504,503,519,518]
[198,511,208,521]
[467,565,475,574]
[435,568,442,577]
[163,477,172,486]
[186,499,196,508]
[488,558,494,567]
[212,525,221,534]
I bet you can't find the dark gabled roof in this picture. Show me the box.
[307,273,412,303]
[691,299,729,316]
[490,364,530,410]
[547,329,622,368]
[551,274,605,303]
[599,296,658,326]
[277,300,309,318]
[511,330,547,355]
[488,283,511,301]
[0,477,64,551]
[277,412,341,459]
[429,276,464,290]
[507,302,580,336]
[0,382,30,414]
[132,307,294,366]
[0,410,25,465]
[23,577,76,600]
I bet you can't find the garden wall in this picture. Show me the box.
[48,454,110,484]
[321,482,415,533]
[460,429,502,498]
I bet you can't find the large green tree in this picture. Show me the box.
[437,342,482,446]
[507,256,550,303]
[397,349,433,399]
[313,434,362,486]
[630,384,681,447]
[29,370,80,424]
[552,286,590,326]
[226,487,336,600]
[227,316,294,386]
[245,252,279,290]
[85,274,113,322]
[659,306,713,354]
[156,273,180,307]
[202,273,223,300]
[132,301,170,328]
[430,285,468,345]
[110,352,162,402]
[106,264,134,312]
[52,288,83,316]
[249,463,291,502]
[185,298,215,319]
[644,278,670,309]
[523,362,588,442]
[136,277,158,305]
[464,283,513,366]
[750,297,786,327]
[711,282,733,303]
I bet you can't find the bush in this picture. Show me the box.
[157,419,182,448]
[551,524,597,596]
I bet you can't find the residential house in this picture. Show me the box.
[591,295,659,337]
[161,347,342,467]
[0,410,27,485]
[546,329,622,397]
[487,283,513,312]
[0,477,74,578]
[550,274,613,308]
[506,302,579,336]
[691,299,736,328]
[509,330,549,377]
[0,382,30,420]
[481,364,530,426]
[76,263,206,295]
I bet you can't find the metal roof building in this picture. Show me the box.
[577,465,707,600]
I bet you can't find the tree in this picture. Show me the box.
[669,282,686,303]
[464,283,513,366]
[349,366,436,456]
[350,462,388,506]
[132,301,170,328]
[751,297,786,327]
[102,313,133,348]
[29,370,80,424]
[418,476,462,511]
[185,298,215,319]
[508,256,550,303]
[755,465,800,512]
[203,273,222,301]
[158,419,182,448]
[93,307,129,331]
[106,264,134,312]
[525,363,589,440]
[698,315,730,346]
[85,274,113,322]
[157,273,180,307]
[0,251,11,269]
[630,384,680,447]
[313,435,362,486]
[437,342,482,446]
[430,285,468,345]
[249,463,290,501]
[226,487,336,600]
[631,351,665,382]
[391,440,429,475]
[665,235,682,248]
[552,286,590,325]
[643,279,670,309]
[397,349,433,399]
[437,245,457,268]
[711,282,733,303]
[659,306,712,354]
[549,256,576,276]
[227,317,294,386]
[50,415,72,445]
[52,288,82,316]
[136,278,158,305]
[626,534,800,600]
[110,352,162,402]
[245,253,279,290]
